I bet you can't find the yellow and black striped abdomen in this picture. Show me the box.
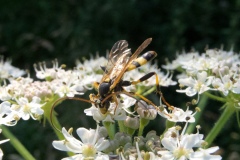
[127,51,157,71]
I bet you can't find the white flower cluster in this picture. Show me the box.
[0,53,175,126]
[163,49,240,98]
[0,50,222,160]
[0,57,105,126]
[53,123,221,160]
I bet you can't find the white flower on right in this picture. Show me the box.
[167,107,196,123]
[190,146,222,160]
[177,71,213,97]
[158,126,221,160]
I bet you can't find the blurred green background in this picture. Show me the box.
[1,0,240,159]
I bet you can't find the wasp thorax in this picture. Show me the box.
[99,82,111,97]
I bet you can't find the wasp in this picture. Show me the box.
[89,38,161,114]
[51,38,163,128]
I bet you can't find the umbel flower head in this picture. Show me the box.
[163,48,240,111]
[164,49,240,97]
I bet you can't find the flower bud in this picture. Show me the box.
[114,132,132,146]
[124,116,139,130]
[135,101,157,120]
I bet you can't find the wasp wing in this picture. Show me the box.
[109,38,152,89]
[109,40,131,64]
[100,40,132,82]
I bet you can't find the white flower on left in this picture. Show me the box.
[52,126,110,160]
[0,129,10,160]
[12,96,45,120]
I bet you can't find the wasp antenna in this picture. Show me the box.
[50,96,69,132]
[50,96,95,132]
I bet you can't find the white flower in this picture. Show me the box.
[0,129,10,160]
[0,86,12,101]
[52,126,110,160]
[34,60,65,80]
[0,101,17,126]
[177,71,213,96]
[51,79,84,98]
[12,96,45,120]
[84,95,135,123]
[190,146,222,160]
[159,127,203,159]
[167,107,196,123]
[84,101,127,123]
[162,51,200,71]
[158,126,221,160]
[0,56,25,80]
[212,75,233,96]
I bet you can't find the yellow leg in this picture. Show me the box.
[131,72,173,110]
[131,72,160,93]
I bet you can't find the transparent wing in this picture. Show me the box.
[109,38,152,88]
[103,40,131,74]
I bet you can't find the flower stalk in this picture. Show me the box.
[138,118,149,136]
[0,126,35,160]
[205,103,235,147]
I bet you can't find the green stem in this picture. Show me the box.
[43,96,73,156]
[0,126,35,160]
[186,94,208,134]
[205,103,235,147]
[142,86,156,97]
[204,92,226,103]
[43,98,64,140]
[46,112,64,140]
[103,122,115,140]
[138,118,149,136]
[127,127,136,136]
[118,120,125,133]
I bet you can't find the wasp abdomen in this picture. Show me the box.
[127,51,157,71]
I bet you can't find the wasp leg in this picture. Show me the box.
[131,72,172,109]
[131,72,160,92]
[100,90,171,118]
[113,94,119,114]
[122,91,172,118]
